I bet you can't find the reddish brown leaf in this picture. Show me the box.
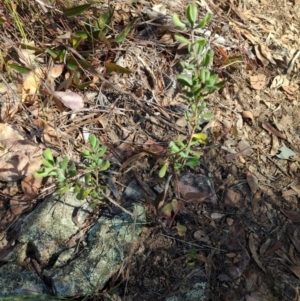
[262,122,286,139]
[226,146,252,161]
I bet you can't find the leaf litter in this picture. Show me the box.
[0,0,300,300]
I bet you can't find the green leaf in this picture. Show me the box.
[42,158,54,168]
[89,134,99,151]
[75,80,93,90]
[85,173,92,184]
[196,13,212,29]
[20,44,43,54]
[34,168,52,178]
[95,8,114,30]
[105,62,132,74]
[173,14,186,28]
[66,57,91,71]
[8,64,31,74]
[97,145,107,157]
[77,187,94,199]
[58,49,67,63]
[114,19,136,43]
[169,141,180,153]
[90,200,98,209]
[214,80,226,89]
[195,39,206,56]
[82,149,91,157]
[99,161,110,171]
[176,137,186,149]
[59,156,69,171]
[63,4,91,18]
[71,32,88,48]
[58,184,72,195]
[175,34,191,45]
[159,163,168,178]
[201,113,214,120]
[186,158,200,167]
[68,162,77,177]
[206,74,218,85]
[98,30,111,46]
[74,183,81,194]
[200,69,209,83]
[46,48,60,59]
[176,223,187,236]
[177,74,193,87]
[161,203,173,218]
[201,49,214,67]
[186,2,198,26]
[0,17,6,25]
[96,158,103,166]
[43,149,54,165]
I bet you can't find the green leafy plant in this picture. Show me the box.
[159,2,225,177]
[35,134,110,206]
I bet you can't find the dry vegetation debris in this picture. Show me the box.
[0,0,300,300]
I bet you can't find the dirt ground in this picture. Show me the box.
[1,0,300,300]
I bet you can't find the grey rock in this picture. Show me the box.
[0,191,146,298]
[165,268,209,301]
[0,263,50,297]
[49,202,145,296]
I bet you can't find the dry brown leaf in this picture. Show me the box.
[118,152,149,172]
[288,265,300,280]
[282,85,298,95]
[22,68,43,103]
[291,184,300,195]
[242,111,255,125]
[246,172,259,194]
[49,64,64,82]
[270,135,279,156]
[224,189,241,207]
[19,40,36,66]
[143,140,167,156]
[159,33,173,44]
[262,122,286,139]
[291,231,300,254]
[226,146,252,161]
[53,91,84,110]
[245,292,266,301]
[21,174,42,199]
[270,75,289,89]
[282,189,297,197]
[281,208,300,223]
[10,195,32,216]
[195,253,215,267]
[0,123,43,181]
[259,44,276,64]
[176,116,188,127]
[254,45,269,66]
[250,74,266,90]
[249,233,266,273]
[289,245,300,266]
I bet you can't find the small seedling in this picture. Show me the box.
[35,134,110,206]
[159,2,225,177]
